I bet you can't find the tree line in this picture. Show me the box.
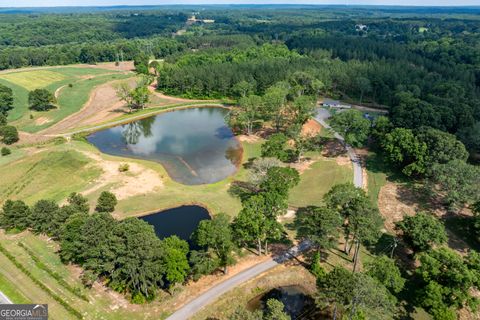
[0,163,302,303]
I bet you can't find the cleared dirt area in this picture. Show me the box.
[378,182,418,232]
[40,77,137,135]
[378,181,472,255]
[302,118,322,135]
[17,131,56,145]
[148,80,212,104]
[80,151,164,202]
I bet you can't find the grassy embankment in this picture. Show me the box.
[0,136,353,320]
[0,67,133,132]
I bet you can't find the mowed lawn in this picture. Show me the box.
[289,156,353,208]
[19,73,133,132]
[0,66,133,132]
[0,70,66,91]
[0,134,354,319]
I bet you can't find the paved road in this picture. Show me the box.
[314,108,363,188]
[0,290,13,304]
[165,241,311,320]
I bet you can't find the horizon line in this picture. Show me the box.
[1,3,480,9]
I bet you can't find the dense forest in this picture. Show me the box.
[1,5,480,320]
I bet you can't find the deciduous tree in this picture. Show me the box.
[428,160,480,210]
[95,191,118,213]
[395,212,447,252]
[295,206,342,256]
[0,125,19,145]
[28,89,56,111]
[382,127,428,176]
[192,213,235,274]
[0,199,31,231]
[365,255,405,294]
[330,109,370,147]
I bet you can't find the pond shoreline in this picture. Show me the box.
[86,107,243,185]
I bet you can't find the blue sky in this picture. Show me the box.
[0,0,479,7]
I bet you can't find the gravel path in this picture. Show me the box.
[166,108,365,320]
[314,107,363,188]
[166,241,311,320]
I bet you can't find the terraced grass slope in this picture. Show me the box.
[0,148,101,204]
[0,66,133,132]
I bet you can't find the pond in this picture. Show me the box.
[87,107,242,185]
[139,205,211,245]
[248,286,322,319]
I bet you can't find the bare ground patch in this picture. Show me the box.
[34,117,52,126]
[378,182,472,255]
[378,182,418,233]
[302,119,322,136]
[289,159,315,174]
[80,151,163,201]
[40,77,137,135]
[17,131,56,145]
[237,134,262,143]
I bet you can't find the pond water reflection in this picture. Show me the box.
[248,286,322,319]
[139,205,210,245]
[87,107,242,185]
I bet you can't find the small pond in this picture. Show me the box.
[140,205,210,244]
[248,286,322,319]
[87,107,242,185]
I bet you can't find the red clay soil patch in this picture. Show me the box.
[302,119,322,136]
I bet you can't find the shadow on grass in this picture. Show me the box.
[364,151,406,184]
[444,215,480,252]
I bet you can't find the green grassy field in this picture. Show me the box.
[0,232,174,320]
[0,78,29,122]
[0,66,133,132]
[0,104,356,319]
[365,152,389,204]
[0,271,30,304]
[19,73,133,132]
[0,70,67,91]
[0,146,101,204]
[289,156,353,208]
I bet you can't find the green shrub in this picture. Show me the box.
[131,292,147,304]
[1,147,11,156]
[118,163,130,172]
[0,125,19,145]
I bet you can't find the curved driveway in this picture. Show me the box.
[166,107,364,320]
[314,107,363,188]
